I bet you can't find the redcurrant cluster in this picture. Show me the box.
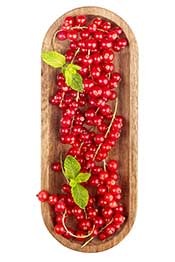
[38,15,128,246]
[37,159,125,242]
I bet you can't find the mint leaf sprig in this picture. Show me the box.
[63,155,91,209]
[41,51,83,92]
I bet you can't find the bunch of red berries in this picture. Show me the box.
[38,15,128,246]
[37,158,125,242]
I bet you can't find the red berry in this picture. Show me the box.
[55,201,66,213]
[93,17,103,27]
[94,134,105,144]
[105,177,116,187]
[51,162,61,172]
[117,38,128,48]
[79,219,91,231]
[54,224,65,235]
[108,30,118,41]
[98,232,107,240]
[91,66,101,79]
[64,16,75,26]
[103,62,114,73]
[85,108,96,120]
[87,208,98,219]
[65,49,74,62]
[107,160,118,172]
[88,23,97,33]
[72,206,83,217]
[105,224,116,236]
[70,41,78,50]
[102,207,113,218]
[92,166,103,175]
[83,79,94,92]
[100,39,112,49]
[89,175,100,186]
[61,116,71,127]
[102,49,114,62]
[103,193,114,203]
[94,31,105,41]
[89,86,102,98]
[80,29,90,39]
[56,30,67,41]
[113,213,125,225]
[67,30,78,41]
[94,216,105,228]
[111,72,121,82]
[37,190,49,202]
[48,194,58,205]
[61,184,71,193]
[97,185,108,195]
[92,53,102,64]
[93,115,103,126]
[86,39,98,50]
[101,21,111,31]
[97,74,109,86]
[109,200,118,209]
[115,205,124,213]
[109,184,121,194]
[114,26,123,35]
[100,105,112,116]
[98,170,109,181]
[76,15,87,26]
[55,214,64,224]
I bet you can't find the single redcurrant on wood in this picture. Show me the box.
[37,190,49,202]
[51,162,61,172]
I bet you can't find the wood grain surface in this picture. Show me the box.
[41,6,138,252]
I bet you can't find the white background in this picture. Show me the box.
[0,0,175,261]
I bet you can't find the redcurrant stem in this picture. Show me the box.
[84,208,87,219]
[103,160,107,171]
[99,218,113,233]
[81,236,94,248]
[71,26,108,33]
[81,219,114,248]
[95,107,99,114]
[60,153,69,183]
[105,97,118,138]
[51,29,61,51]
[93,97,119,161]
[80,142,84,150]
[75,91,79,102]
[62,211,95,238]
[71,48,80,63]
[59,92,65,107]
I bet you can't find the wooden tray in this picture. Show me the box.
[41,6,138,252]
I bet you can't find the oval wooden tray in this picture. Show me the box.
[41,6,138,252]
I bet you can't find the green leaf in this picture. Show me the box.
[68,64,81,71]
[64,155,81,179]
[70,179,77,188]
[65,68,73,86]
[71,73,83,92]
[75,173,91,183]
[41,51,66,68]
[64,64,83,92]
[71,184,89,209]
